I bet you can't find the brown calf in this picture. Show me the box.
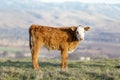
[29,24,90,70]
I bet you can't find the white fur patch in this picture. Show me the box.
[76,26,85,40]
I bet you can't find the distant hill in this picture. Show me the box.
[0,1,120,29]
[0,1,120,42]
[0,1,120,59]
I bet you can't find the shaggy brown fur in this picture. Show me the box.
[29,24,90,70]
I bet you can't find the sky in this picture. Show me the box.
[37,0,120,4]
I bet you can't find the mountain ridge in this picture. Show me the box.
[0,1,120,58]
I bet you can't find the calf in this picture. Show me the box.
[29,24,90,70]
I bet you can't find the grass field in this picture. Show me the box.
[0,58,120,80]
[0,47,22,53]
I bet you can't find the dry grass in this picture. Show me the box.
[0,58,120,80]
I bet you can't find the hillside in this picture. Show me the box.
[0,58,120,80]
[0,1,120,42]
[0,1,120,59]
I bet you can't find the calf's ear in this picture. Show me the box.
[71,27,76,31]
[84,27,90,31]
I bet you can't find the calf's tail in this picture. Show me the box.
[29,25,35,52]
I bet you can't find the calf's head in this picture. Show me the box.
[76,25,90,40]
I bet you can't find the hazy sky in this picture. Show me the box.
[35,0,120,4]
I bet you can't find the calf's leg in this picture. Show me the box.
[61,48,68,70]
[31,41,42,70]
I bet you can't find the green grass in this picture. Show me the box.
[0,47,21,53]
[0,58,120,80]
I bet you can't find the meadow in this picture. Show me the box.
[0,58,120,80]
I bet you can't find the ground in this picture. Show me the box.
[0,58,120,80]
